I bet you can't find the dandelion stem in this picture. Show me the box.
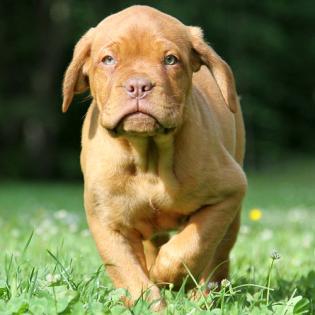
[266,250,280,305]
[266,258,274,305]
[220,288,225,314]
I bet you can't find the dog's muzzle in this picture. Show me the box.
[108,112,175,137]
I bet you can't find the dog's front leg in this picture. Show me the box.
[150,189,246,286]
[86,211,165,310]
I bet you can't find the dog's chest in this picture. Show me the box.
[117,172,204,236]
[131,172,196,211]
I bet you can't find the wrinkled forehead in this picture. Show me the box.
[91,8,191,55]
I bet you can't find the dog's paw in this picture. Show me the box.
[145,285,166,312]
[149,243,186,285]
[149,298,166,313]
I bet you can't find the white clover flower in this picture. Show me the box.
[80,229,90,237]
[240,225,250,235]
[11,250,21,257]
[35,224,46,236]
[291,258,302,267]
[288,208,308,223]
[221,279,231,288]
[64,213,80,225]
[270,249,281,260]
[69,223,78,233]
[11,229,20,238]
[261,229,273,241]
[54,209,68,220]
[35,218,58,237]
[46,273,61,285]
[302,234,313,248]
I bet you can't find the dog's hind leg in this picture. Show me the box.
[199,210,241,286]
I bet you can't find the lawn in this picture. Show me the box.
[0,160,314,314]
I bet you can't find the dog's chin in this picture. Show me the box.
[109,113,175,137]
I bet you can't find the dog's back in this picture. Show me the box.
[193,65,245,165]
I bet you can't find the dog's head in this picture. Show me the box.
[62,5,237,137]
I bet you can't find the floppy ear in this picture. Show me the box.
[189,26,238,113]
[62,28,95,113]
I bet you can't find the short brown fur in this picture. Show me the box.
[62,5,247,311]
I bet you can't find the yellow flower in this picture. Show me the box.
[249,208,262,221]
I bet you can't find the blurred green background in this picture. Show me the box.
[0,3,314,312]
[1,0,314,179]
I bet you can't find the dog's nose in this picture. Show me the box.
[125,77,154,98]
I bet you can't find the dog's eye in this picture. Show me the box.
[102,55,116,65]
[164,54,178,65]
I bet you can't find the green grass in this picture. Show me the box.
[0,160,314,314]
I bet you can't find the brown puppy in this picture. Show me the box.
[62,5,247,310]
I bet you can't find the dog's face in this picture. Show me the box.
[62,6,237,136]
[90,11,195,136]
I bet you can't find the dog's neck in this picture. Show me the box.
[121,133,179,189]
